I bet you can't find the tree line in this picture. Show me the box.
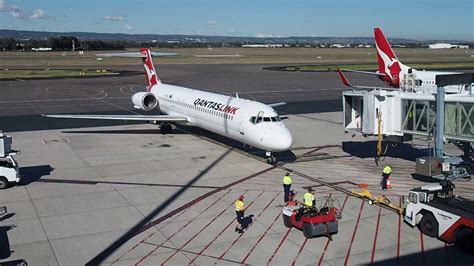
[0,36,128,51]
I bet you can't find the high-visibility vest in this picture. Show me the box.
[383,165,392,174]
[235,200,244,212]
[304,192,315,207]
[283,175,292,185]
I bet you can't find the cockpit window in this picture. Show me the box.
[250,116,282,124]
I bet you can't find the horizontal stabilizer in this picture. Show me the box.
[340,69,386,76]
[96,52,178,58]
[43,114,188,122]
[268,102,287,108]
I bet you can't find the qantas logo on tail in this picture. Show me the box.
[140,48,160,91]
[374,28,401,87]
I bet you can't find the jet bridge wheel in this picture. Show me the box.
[160,124,173,135]
[419,213,439,238]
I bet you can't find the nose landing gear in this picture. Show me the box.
[266,151,277,164]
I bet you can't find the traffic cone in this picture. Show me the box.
[386,176,392,189]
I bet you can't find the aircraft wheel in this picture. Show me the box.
[267,155,276,164]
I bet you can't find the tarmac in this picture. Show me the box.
[0,65,473,265]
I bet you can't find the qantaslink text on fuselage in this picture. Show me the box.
[193,98,240,115]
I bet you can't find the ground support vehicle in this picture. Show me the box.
[282,196,341,239]
[0,132,20,189]
[404,182,474,253]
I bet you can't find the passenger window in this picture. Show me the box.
[263,117,271,122]
[271,117,277,122]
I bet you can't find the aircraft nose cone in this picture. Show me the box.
[269,128,293,152]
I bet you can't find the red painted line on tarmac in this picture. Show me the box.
[188,191,265,265]
[134,190,233,265]
[267,227,292,265]
[318,194,349,266]
[160,192,246,266]
[113,200,194,265]
[241,209,284,264]
[370,207,382,264]
[136,166,275,237]
[291,238,308,266]
[420,231,425,266]
[217,192,280,261]
[397,197,401,263]
[343,199,365,266]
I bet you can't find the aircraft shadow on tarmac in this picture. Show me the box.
[63,125,298,163]
[18,165,54,186]
[86,149,233,265]
[0,209,16,261]
[342,141,430,162]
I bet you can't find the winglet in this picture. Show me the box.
[337,68,352,87]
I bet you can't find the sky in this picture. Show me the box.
[0,0,472,41]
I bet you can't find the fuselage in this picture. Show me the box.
[151,83,293,152]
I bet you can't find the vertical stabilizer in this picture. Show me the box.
[374,28,407,87]
[140,48,160,91]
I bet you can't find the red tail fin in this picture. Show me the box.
[140,48,160,91]
[337,68,352,87]
[374,28,403,87]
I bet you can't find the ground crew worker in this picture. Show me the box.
[235,195,245,233]
[303,188,315,208]
[283,172,292,203]
[381,164,392,190]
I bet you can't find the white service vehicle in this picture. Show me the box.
[0,132,20,189]
[404,182,474,251]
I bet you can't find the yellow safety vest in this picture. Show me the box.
[283,175,292,185]
[383,165,392,174]
[304,192,315,207]
[235,200,244,212]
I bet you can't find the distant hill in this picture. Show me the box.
[0,29,428,45]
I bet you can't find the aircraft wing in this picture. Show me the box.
[268,102,287,108]
[43,114,188,122]
[340,69,386,76]
[96,52,178,58]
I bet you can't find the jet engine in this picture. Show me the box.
[132,92,158,111]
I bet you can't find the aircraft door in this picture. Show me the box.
[239,117,245,136]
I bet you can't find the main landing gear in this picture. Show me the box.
[266,151,277,164]
[160,123,173,134]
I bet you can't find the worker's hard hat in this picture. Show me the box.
[239,195,244,200]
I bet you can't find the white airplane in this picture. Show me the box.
[339,27,466,93]
[44,48,293,163]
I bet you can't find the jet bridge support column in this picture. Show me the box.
[435,86,445,158]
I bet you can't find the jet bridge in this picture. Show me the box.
[342,74,474,143]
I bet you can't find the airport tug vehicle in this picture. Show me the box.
[282,195,341,239]
[0,132,20,189]
[403,181,474,251]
